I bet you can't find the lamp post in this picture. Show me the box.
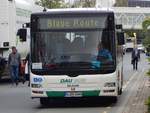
[133,32,137,47]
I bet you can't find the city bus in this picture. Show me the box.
[20,8,124,105]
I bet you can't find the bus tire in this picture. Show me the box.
[119,67,123,95]
[40,98,49,106]
[118,88,122,95]
[112,96,118,103]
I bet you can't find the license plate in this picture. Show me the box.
[65,92,82,97]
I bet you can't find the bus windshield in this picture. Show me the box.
[31,14,116,75]
[31,30,115,75]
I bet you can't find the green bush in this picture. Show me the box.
[148,57,150,62]
[145,67,150,112]
[147,69,150,77]
[145,96,150,112]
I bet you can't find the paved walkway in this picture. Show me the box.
[123,70,150,113]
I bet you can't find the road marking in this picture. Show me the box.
[102,111,107,113]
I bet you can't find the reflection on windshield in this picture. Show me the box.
[31,30,114,71]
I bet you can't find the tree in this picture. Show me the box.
[71,0,96,8]
[35,0,96,9]
[142,18,150,113]
[114,0,127,7]
[142,18,150,47]
[142,18,150,32]
[81,0,96,7]
[35,0,66,9]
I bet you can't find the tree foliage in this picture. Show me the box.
[35,0,96,8]
[67,0,96,8]
[142,18,150,47]
[114,0,127,7]
[35,0,65,9]
[142,18,150,32]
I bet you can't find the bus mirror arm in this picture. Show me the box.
[117,32,125,45]
[17,28,27,42]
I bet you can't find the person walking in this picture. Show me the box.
[8,46,21,85]
[131,47,140,70]
[20,59,26,84]
[25,53,30,86]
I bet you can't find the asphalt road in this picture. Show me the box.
[0,52,148,113]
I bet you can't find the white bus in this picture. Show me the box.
[19,8,124,105]
[0,0,43,80]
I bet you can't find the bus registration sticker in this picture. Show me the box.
[32,63,42,69]
[65,91,82,97]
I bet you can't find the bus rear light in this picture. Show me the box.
[103,90,115,93]
[104,82,116,87]
[32,90,43,94]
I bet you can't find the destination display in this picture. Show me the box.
[38,17,107,30]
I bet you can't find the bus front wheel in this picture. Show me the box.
[40,98,49,106]
[112,96,118,103]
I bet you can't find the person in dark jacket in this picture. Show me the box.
[0,57,6,76]
[131,47,140,70]
[8,46,21,85]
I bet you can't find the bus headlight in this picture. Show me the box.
[31,84,42,88]
[104,82,116,87]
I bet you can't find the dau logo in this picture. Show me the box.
[33,77,43,83]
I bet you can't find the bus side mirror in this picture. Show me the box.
[117,32,125,45]
[17,29,27,42]
[116,24,122,30]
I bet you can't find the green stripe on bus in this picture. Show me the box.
[46,91,65,97]
[82,91,100,96]
[46,90,100,97]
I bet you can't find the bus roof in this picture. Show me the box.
[31,8,114,16]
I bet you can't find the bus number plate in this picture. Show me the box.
[65,92,82,97]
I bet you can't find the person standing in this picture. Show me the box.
[131,47,140,70]
[8,46,21,85]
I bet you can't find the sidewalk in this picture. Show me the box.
[122,70,150,113]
